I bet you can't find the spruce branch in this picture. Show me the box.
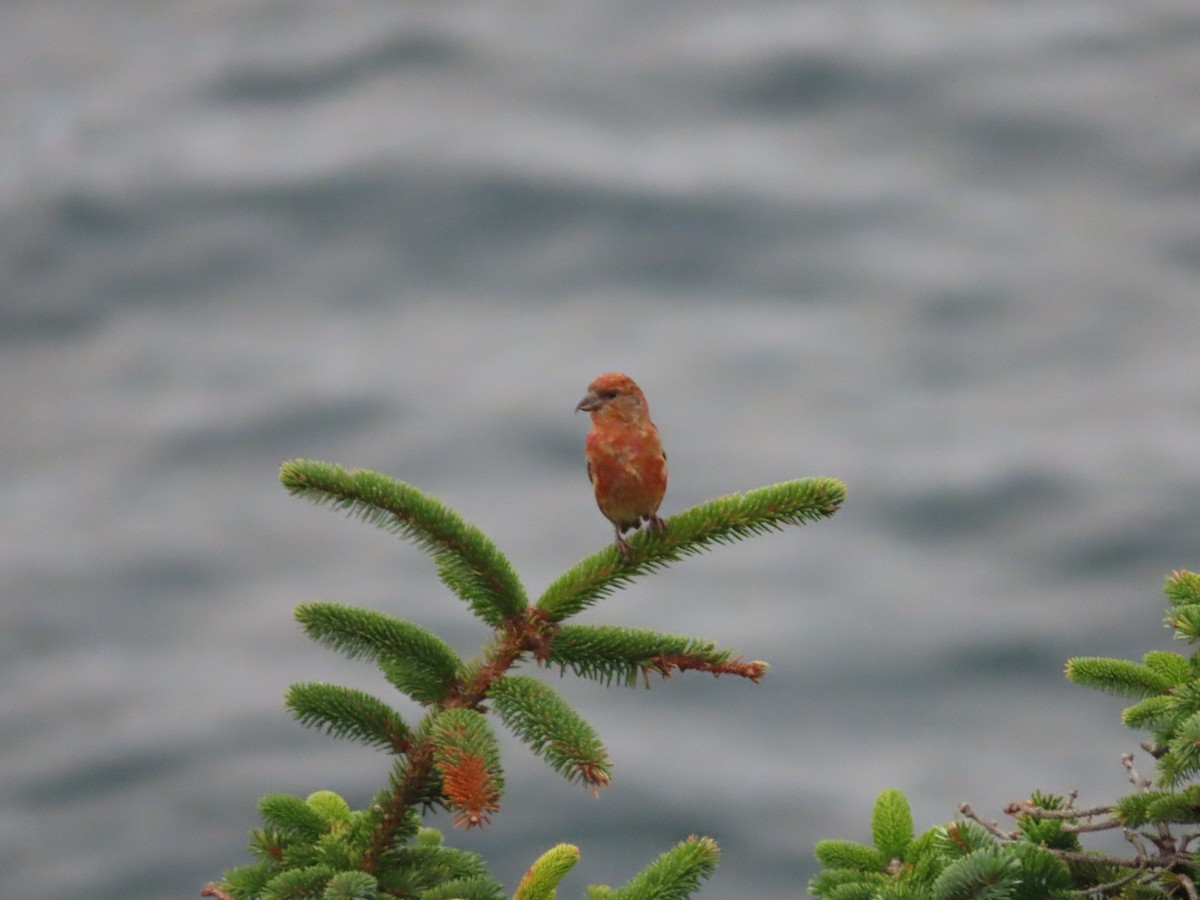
[428,709,505,829]
[813,839,887,871]
[538,476,845,620]
[446,610,561,708]
[1121,694,1176,729]
[872,787,915,861]
[1161,710,1200,787]
[258,793,329,841]
[375,832,496,896]
[1142,649,1191,685]
[1169,603,1200,642]
[595,835,720,900]
[1166,570,1200,609]
[323,871,377,899]
[812,571,1200,900]
[1064,656,1173,699]
[259,864,339,899]
[361,749,436,875]
[285,683,410,753]
[488,675,612,792]
[931,844,1021,897]
[211,460,845,898]
[513,843,581,900]
[548,624,763,686]
[280,459,527,625]
[295,602,461,703]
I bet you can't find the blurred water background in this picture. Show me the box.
[4,2,1200,897]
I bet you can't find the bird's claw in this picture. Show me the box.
[613,527,632,561]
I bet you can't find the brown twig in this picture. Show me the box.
[1079,865,1148,897]
[643,653,768,683]
[1001,800,1113,819]
[1123,753,1152,791]
[959,803,1017,840]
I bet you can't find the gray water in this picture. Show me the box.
[4,2,1200,897]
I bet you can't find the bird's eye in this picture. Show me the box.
[600,390,619,400]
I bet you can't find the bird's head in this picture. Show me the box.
[575,372,650,424]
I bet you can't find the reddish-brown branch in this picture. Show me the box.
[358,605,762,869]
[362,743,436,874]
[447,608,561,709]
[642,653,768,683]
[363,608,564,863]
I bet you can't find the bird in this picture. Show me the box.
[575,372,668,560]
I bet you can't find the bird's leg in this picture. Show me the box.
[646,514,666,535]
[613,524,632,561]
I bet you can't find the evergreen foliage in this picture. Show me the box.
[546,625,755,687]
[280,460,527,625]
[429,708,505,829]
[206,459,843,898]
[537,477,845,621]
[285,683,410,752]
[487,675,612,789]
[514,844,581,900]
[295,602,462,703]
[811,569,1200,899]
[585,836,721,900]
[872,788,915,862]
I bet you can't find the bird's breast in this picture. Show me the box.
[584,424,667,521]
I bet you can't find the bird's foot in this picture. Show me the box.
[646,514,666,535]
[613,527,632,561]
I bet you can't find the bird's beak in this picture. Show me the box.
[575,390,602,413]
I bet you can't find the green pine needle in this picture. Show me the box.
[538,477,845,620]
[930,844,1018,899]
[258,793,327,840]
[1113,791,1170,828]
[377,840,495,892]
[1009,843,1072,896]
[1165,570,1200,608]
[295,602,461,704]
[1161,710,1200,787]
[872,788,915,861]
[1142,650,1191,686]
[514,843,581,900]
[1121,694,1176,729]
[417,875,507,900]
[487,675,612,789]
[606,835,720,900]
[1063,657,1172,699]
[260,864,337,900]
[285,683,410,752]
[813,839,886,872]
[808,867,890,897]
[217,863,274,899]
[323,870,378,900]
[1144,787,1200,825]
[548,624,735,686]
[280,459,527,625]
[1167,603,1200,642]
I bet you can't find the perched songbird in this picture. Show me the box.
[575,372,668,559]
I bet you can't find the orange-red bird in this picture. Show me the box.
[576,372,668,559]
